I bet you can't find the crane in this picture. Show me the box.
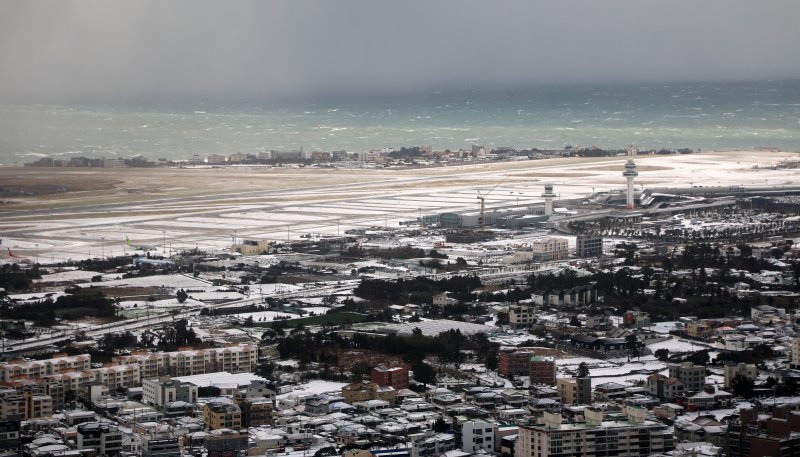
[476,176,508,231]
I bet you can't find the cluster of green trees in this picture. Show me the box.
[273,327,499,384]
[98,331,137,353]
[387,147,424,160]
[354,275,481,304]
[0,263,41,291]
[156,319,201,351]
[4,288,117,326]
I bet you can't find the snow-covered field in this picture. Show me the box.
[557,355,670,388]
[235,306,331,322]
[77,274,212,289]
[276,380,349,402]
[647,336,710,353]
[34,269,102,283]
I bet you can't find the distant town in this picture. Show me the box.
[22,144,703,169]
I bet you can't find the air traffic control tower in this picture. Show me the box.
[542,184,556,216]
[623,159,638,209]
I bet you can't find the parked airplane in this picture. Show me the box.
[124,235,158,251]
[7,248,24,259]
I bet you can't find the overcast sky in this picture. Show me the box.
[1,0,799,102]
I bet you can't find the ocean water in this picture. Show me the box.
[1,80,799,165]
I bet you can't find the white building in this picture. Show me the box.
[461,420,495,454]
[509,304,536,329]
[531,238,569,262]
[143,377,199,407]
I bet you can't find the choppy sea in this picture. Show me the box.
[1,80,799,165]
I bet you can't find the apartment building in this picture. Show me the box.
[142,377,198,407]
[556,377,591,405]
[113,353,166,379]
[93,364,141,391]
[509,304,537,328]
[42,371,94,393]
[531,238,569,262]
[77,422,123,456]
[516,408,673,457]
[792,337,800,368]
[342,382,397,404]
[24,392,52,420]
[0,395,24,421]
[499,349,534,377]
[239,397,273,427]
[371,365,409,390]
[668,362,707,394]
[723,362,758,389]
[461,420,495,454]
[530,357,557,386]
[646,374,685,402]
[203,402,242,430]
[728,406,800,457]
[576,235,603,257]
[0,354,91,382]
[113,345,257,377]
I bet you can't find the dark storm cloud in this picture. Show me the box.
[1,0,798,101]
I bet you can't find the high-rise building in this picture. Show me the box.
[576,235,603,257]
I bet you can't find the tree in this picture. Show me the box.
[577,362,590,378]
[731,374,755,398]
[686,349,710,366]
[314,447,337,457]
[485,347,499,371]
[176,289,188,303]
[411,360,436,386]
[654,348,670,361]
[432,417,449,433]
[350,362,371,381]
[626,334,640,361]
